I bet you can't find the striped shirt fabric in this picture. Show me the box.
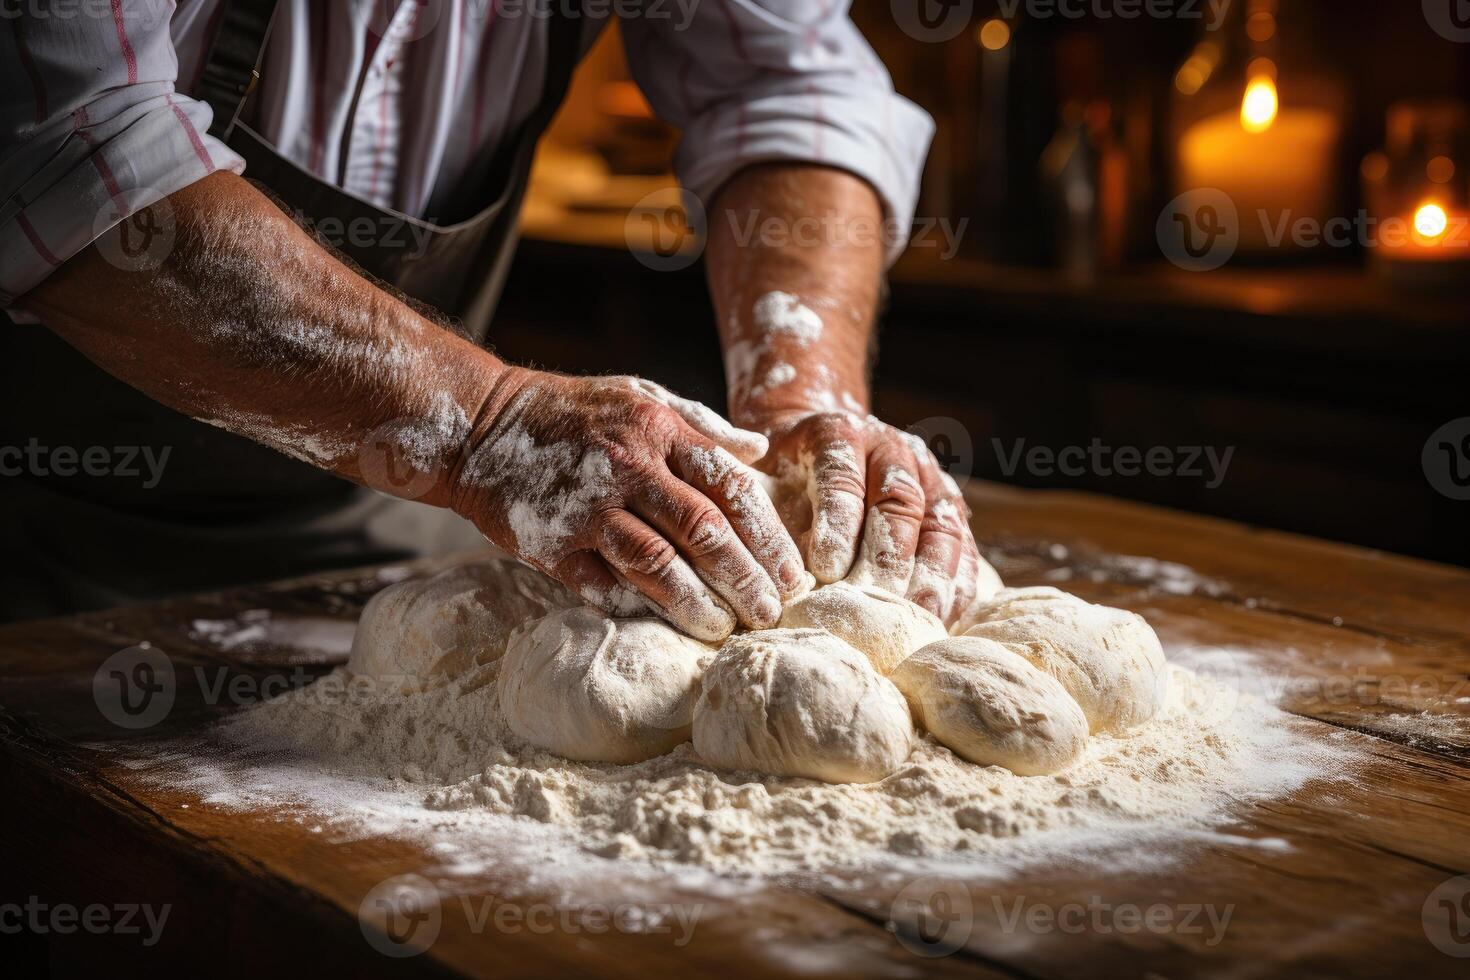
[1,0,933,305]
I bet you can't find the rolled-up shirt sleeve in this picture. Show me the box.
[0,5,244,305]
[620,0,934,267]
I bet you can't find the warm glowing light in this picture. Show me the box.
[1241,77,1279,133]
[1427,155,1456,184]
[1415,203,1449,240]
[1175,65,1205,95]
[1247,12,1277,41]
[1360,152,1388,183]
[978,19,1010,51]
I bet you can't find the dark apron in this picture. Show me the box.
[0,0,588,622]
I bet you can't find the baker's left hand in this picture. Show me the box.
[750,410,983,627]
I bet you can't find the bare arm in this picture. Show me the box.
[706,164,982,625]
[23,172,802,639]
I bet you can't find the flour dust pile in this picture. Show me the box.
[167,557,1344,879]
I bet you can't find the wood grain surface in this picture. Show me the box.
[2,482,1467,978]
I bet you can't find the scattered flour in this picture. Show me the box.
[169,653,1336,879]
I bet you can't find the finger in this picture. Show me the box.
[906,466,971,622]
[950,541,983,631]
[597,508,737,641]
[547,550,657,618]
[805,428,867,583]
[631,378,769,464]
[632,468,783,629]
[846,440,925,594]
[669,442,806,601]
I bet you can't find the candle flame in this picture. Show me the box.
[1241,78,1278,133]
[1414,203,1449,242]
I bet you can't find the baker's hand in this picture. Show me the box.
[451,369,805,641]
[754,411,981,627]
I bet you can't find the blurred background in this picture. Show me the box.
[494,0,1470,567]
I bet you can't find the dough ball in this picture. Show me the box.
[693,628,914,784]
[498,606,715,764]
[779,581,947,674]
[890,636,1088,776]
[961,587,1167,734]
[348,559,577,691]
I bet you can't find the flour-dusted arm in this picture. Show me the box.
[620,0,983,624]
[5,10,800,642]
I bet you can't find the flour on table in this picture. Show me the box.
[167,560,1343,878]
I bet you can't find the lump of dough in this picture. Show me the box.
[348,559,578,691]
[692,628,914,784]
[890,636,1088,776]
[779,581,946,674]
[498,606,715,765]
[961,587,1167,734]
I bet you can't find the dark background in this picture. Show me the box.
[499,1,1470,567]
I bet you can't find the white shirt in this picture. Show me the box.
[0,0,932,305]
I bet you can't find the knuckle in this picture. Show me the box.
[679,504,732,557]
[815,461,865,500]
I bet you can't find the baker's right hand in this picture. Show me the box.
[450,369,806,641]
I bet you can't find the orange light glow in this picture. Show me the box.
[1241,77,1279,133]
[1414,203,1449,241]
[1427,155,1456,184]
[978,19,1010,51]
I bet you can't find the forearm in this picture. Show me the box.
[20,172,514,509]
[706,164,884,429]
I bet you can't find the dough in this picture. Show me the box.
[890,636,1088,775]
[498,606,715,764]
[693,628,914,784]
[779,581,946,674]
[348,559,578,691]
[961,587,1167,734]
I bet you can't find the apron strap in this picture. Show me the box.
[199,0,280,140]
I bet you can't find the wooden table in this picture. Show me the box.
[3,482,1468,977]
